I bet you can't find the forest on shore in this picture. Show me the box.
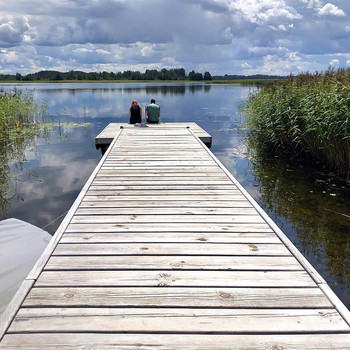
[0,68,284,82]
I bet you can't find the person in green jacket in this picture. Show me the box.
[146,99,160,124]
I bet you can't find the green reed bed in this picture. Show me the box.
[244,69,350,180]
[0,89,48,137]
[0,89,48,214]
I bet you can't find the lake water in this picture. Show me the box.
[1,82,349,310]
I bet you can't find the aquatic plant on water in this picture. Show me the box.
[244,68,350,180]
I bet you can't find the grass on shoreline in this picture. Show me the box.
[244,68,350,180]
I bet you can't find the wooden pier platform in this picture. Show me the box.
[95,122,212,147]
[1,123,350,349]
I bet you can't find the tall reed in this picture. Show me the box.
[0,89,47,214]
[244,68,350,180]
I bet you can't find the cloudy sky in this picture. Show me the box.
[0,0,350,76]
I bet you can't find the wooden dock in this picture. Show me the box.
[95,122,212,148]
[1,123,350,349]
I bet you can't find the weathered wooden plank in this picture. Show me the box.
[83,194,247,201]
[115,134,196,138]
[97,166,221,170]
[112,144,201,148]
[35,270,314,287]
[65,223,273,233]
[106,156,212,160]
[75,207,257,215]
[102,161,217,166]
[97,167,221,171]
[70,215,265,224]
[44,255,299,270]
[52,242,289,256]
[60,232,280,244]
[117,135,194,138]
[115,135,197,138]
[107,151,210,156]
[91,180,234,186]
[106,157,214,161]
[86,190,241,196]
[3,333,350,350]
[89,184,235,189]
[115,141,199,144]
[23,287,330,308]
[92,178,231,183]
[113,137,198,141]
[109,147,206,151]
[116,138,196,141]
[107,154,211,158]
[95,174,228,179]
[10,308,347,333]
[98,169,224,175]
[79,200,254,208]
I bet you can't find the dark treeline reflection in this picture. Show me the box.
[122,85,186,95]
[121,84,210,95]
[248,155,350,305]
[21,84,212,96]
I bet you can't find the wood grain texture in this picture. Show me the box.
[23,286,331,308]
[70,214,265,224]
[3,333,350,350]
[35,270,315,287]
[79,200,254,208]
[65,222,273,233]
[75,206,257,215]
[52,242,289,256]
[59,231,280,244]
[44,255,300,270]
[10,308,348,333]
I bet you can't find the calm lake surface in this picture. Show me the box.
[1,82,349,309]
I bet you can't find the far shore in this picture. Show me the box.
[0,79,278,85]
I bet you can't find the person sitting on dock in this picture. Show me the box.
[146,99,160,124]
[129,100,142,124]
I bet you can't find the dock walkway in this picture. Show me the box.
[1,124,350,349]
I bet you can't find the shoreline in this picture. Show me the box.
[0,79,278,85]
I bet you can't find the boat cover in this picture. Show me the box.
[0,218,51,314]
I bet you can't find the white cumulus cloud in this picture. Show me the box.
[0,0,349,75]
[329,59,340,66]
[318,3,346,16]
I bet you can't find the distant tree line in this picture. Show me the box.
[212,74,286,80]
[0,68,214,82]
[0,69,286,82]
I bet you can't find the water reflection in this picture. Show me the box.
[247,156,350,307]
[3,124,99,234]
[4,82,210,96]
[0,127,47,215]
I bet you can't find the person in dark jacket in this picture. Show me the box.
[129,100,142,124]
